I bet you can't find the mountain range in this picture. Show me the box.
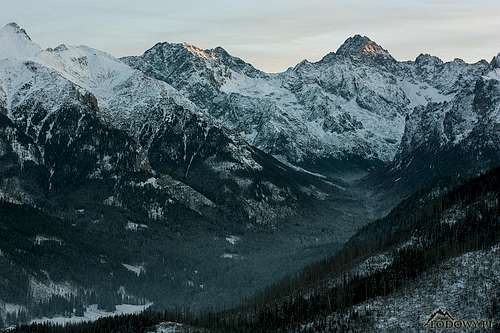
[0,21,499,330]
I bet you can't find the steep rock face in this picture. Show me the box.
[124,36,486,171]
[490,53,500,69]
[0,112,47,204]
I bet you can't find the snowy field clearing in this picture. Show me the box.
[30,303,152,326]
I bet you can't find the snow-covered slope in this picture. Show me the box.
[281,167,500,333]
[37,44,198,134]
[386,63,500,191]
[0,24,94,131]
[0,23,41,60]
[354,245,500,332]
[0,23,197,136]
[300,245,500,333]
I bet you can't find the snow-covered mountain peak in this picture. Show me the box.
[0,23,41,60]
[1,22,32,40]
[336,35,392,59]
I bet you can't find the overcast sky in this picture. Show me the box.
[2,0,500,72]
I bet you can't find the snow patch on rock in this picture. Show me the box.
[122,263,146,276]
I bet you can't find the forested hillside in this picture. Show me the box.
[9,168,499,332]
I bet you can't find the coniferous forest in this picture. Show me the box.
[7,168,500,332]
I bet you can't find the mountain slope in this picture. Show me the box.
[0,22,347,226]
[123,36,490,175]
[221,167,500,332]
[244,167,500,332]
[378,61,500,195]
[1,21,500,330]
[0,112,46,204]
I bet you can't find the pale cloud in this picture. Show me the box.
[2,0,499,72]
